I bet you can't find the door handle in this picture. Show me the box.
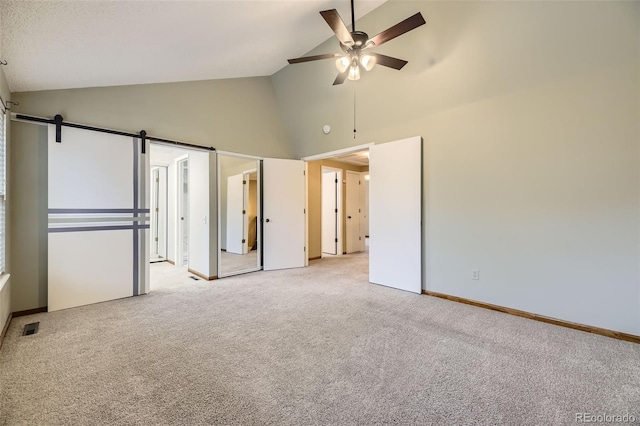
[265,219,270,223]
[347,216,352,219]
[181,217,184,220]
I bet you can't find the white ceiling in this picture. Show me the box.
[0,0,385,93]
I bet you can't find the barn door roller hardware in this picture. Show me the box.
[54,114,63,143]
[14,113,216,154]
[139,130,147,154]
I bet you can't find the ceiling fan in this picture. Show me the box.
[287,0,426,85]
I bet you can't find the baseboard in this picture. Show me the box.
[422,290,640,345]
[0,312,12,351]
[188,269,217,281]
[166,259,175,265]
[309,256,321,261]
[13,307,47,317]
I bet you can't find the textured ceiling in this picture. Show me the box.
[333,150,369,166]
[0,0,385,92]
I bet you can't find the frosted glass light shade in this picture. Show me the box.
[348,66,360,81]
[336,57,350,73]
[360,54,376,71]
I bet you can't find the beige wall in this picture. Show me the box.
[307,159,367,259]
[10,77,290,310]
[273,1,640,334]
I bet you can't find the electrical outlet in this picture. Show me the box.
[472,269,480,280]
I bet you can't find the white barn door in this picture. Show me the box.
[48,125,149,311]
[369,136,422,293]
[263,158,306,271]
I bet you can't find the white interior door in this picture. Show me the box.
[226,173,245,254]
[361,172,369,238]
[177,158,189,266]
[322,171,338,255]
[263,158,306,271]
[151,168,160,255]
[150,166,168,261]
[242,172,250,254]
[346,170,362,253]
[156,166,168,259]
[369,136,422,293]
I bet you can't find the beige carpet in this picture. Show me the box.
[1,253,639,425]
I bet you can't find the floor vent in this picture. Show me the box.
[189,276,200,281]
[23,322,39,336]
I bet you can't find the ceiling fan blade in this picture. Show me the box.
[320,9,355,46]
[333,69,349,85]
[288,52,343,64]
[368,12,426,47]
[370,53,408,70]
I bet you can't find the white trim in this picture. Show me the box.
[301,143,374,162]
[0,274,9,292]
[215,150,263,160]
[304,162,309,266]
[10,112,48,125]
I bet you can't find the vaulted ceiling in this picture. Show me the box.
[0,0,385,92]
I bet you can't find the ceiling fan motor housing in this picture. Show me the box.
[350,31,369,47]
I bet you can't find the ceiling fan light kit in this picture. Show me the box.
[287,0,426,85]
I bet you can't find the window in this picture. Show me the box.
[0,109,6,273]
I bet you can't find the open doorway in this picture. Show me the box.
[303,137,422,294]
[148,144,216,290]
[305,146,370,262]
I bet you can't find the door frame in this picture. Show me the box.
[302,143,374,263]
[321,166,343,256]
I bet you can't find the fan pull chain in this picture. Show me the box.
[353,83,357,139]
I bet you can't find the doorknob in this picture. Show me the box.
[181,217,184,220]
[265,219,270,222]
[347,216,352,219]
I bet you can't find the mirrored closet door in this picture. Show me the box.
[217,152,261,277]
